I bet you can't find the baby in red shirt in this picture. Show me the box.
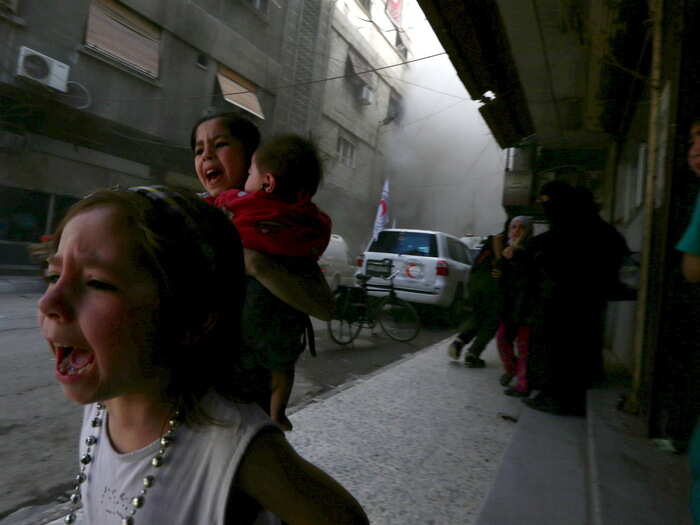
[208,134,331,430]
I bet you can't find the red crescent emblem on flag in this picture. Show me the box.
[379,200,388,216]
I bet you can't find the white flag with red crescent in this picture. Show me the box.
[372,179,390,242]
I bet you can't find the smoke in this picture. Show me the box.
[382,5,507,237]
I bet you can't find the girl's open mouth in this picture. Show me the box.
[205,169,223,183]
[55,345,95,377]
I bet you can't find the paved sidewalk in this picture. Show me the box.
[287,339,522,524]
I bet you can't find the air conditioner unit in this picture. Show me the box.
[359,85,375,106]
[16,46,70,92]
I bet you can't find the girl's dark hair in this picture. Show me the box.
[190,112,261,169]
[50,187,265,425]
[255,134,323,199]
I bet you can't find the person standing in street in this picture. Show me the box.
[191,113,334,425]
[447,233,503,367]
[679,118,700,282]
[525,180,629,415]
[211,134,332,431]
[38,187,368,525]
[494,216,535,397]
[676,118,700,522]
[191,112,334,321]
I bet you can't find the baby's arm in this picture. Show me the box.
[235,429,369,525]
[243,249,334,321]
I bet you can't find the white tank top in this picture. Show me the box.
[77,393,276,524]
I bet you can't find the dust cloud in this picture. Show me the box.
[382,5,507,238]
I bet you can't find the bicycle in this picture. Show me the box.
[327,259,421,344]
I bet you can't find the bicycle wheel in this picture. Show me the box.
[327,287,363,345]
[377,296,421,342]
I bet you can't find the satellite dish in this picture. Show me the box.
[58,80,91,109]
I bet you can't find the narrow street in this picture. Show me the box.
[0,289,453,519]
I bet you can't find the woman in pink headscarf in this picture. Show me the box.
[494,216,535,397]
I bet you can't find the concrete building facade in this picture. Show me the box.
[0,0,329,269]
[312,0,410,255]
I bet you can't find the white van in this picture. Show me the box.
[357,229,472,322]
[319,234,356,291]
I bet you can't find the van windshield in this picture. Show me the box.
[369,231,438,257]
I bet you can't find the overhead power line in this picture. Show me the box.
[51,51,447,104]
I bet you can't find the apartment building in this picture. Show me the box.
[0,0,328,269]
[312,0,409,254]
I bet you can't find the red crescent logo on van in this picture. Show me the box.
[405,263,417,278]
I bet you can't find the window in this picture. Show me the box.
[85,0,161,77]
[0,186,48,242]
[216,65,265,120]
[385,92,403,124]
[447,238,469,265]
[345,49,376,105]
[336,136,356,168]
[369,231,438,257]
[395,32,408,60]
[0,187,77,243]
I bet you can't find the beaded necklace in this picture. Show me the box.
[64,402,180,525]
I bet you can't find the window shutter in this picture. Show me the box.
[346,49,377,89]
[217,65,265,120]
[86,0,161,77]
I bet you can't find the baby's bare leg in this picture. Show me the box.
[270,367,295,431]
